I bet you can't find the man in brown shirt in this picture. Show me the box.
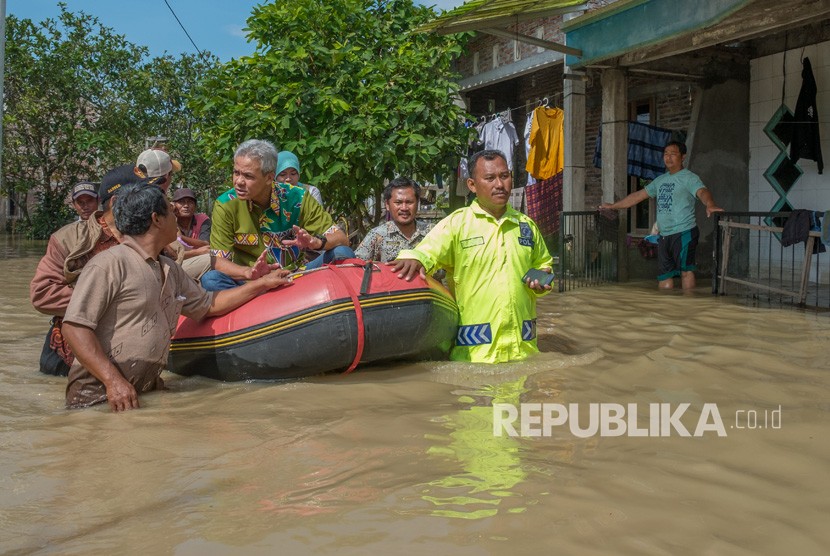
[30,165,142,375]
[62,185,292,411]
[32,166,258,375]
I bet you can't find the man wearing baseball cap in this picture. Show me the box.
[61,185,293,412]
[172,187,211,251]
[33,164,194,375]
[134,148,181,194]
[171,187,216,281]
[31,165,145,375]
[69,181,99,221]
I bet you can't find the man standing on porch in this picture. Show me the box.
[599,140,723,290]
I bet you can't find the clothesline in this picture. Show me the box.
[472,92,563,123]
[459,94,566,230]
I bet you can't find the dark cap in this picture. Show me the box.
[172,187,197,202]
[99,164,143,207]
[71,181,99,200]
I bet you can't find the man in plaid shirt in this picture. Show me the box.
[355,177,432,262]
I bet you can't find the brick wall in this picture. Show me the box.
[654,87,695,134]
[584,87,603,209]
[456,0,616,79]
[456,17,565,78]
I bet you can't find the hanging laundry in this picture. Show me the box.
[509,187,525,212]
[523,111,537,187]
[474,119,487,146]
[456,119,484,197]
[593,122,673,180]
[790,57,823,174]
[479,115,520,171]
[627,122,673,179]
[782,209,826,253]
[781,210,810,247]
[456,157,470,197]
[525,171,563,237]
[458,157,469,181]
[526,106,564,180]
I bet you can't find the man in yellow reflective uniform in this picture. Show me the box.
[392,150,554,363]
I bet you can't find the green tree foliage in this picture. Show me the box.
[134,52,226,209]
[190,0,470,226]
[3,4,220,237]
[3,8,143,236]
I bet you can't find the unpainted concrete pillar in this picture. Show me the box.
[601,68,628,280]
[563,75,585,212]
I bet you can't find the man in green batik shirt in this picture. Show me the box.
[201,139,354,291]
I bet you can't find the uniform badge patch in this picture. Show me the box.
[518,222,534,247]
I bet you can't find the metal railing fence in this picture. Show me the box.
[557,211,619,292]
[713,211,829,309]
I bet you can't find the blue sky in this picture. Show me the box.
[7,0,467,62]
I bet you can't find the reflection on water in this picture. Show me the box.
[1,241,829,554]
[419,378,530,520]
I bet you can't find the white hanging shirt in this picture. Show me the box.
[480,117,520,171]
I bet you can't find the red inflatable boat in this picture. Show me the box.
[168,261,459,381]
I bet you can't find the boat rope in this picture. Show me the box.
[327,263,366,374]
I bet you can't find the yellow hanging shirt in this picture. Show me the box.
[526,107,565,180]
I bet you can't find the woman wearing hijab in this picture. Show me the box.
[275,151,324,206]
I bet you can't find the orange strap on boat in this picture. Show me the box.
[328,263,365,374]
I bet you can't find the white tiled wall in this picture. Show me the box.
[749,41,830,212]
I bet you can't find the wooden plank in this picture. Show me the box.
[717,218,824,303]
[719,220,732,295]
[720,276,800,298]
[798,237,815,304]
[719,221,784,233]
[718,220,822,238]
[481,28,583,56]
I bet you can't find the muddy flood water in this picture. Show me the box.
[1,237,828,555]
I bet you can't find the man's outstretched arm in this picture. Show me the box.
[599,188,650,211]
